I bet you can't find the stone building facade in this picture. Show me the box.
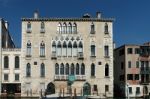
[21,12,114,97]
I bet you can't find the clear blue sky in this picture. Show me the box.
[0,0,150,48]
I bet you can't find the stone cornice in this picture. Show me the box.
[21,18,114,22]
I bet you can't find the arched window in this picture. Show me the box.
[15,56,19,69]
[81,63,85,75]
[26,63,31,77]
[57,41,61,56]
[62,23,67,33]
[27,41,31,56]
[71,63,74,75]
[41,22,45,33]
[72,23,77,33]
[60,63,64,75]
[62,41,67,56]
[40,41,45,57]
[105,64,109,76]
[68,42,72,57]
[4,56,9,69]
[91,23,95,34]
[41,63,45,77]
[57,23,62,33]
[73,42,77,56]
[76,63,79,75]
[55,63,59,75]
[52,41,56,53]
[68,22,72,33]
[78,41,83,53]
[91,63,95,76]
[65,63,69,75]
[104,23,109,34]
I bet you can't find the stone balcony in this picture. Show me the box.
[54,75,86,81]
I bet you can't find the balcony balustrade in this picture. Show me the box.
[54,75,86,81]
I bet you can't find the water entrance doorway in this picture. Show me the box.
[1,83,21,97]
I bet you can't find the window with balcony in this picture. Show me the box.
[62,42,67,56]
[26,42,31,57]
[90,23,95,34]
[60,63,64,75]
[40,63,45,77]
[65,63,69,75]
[68,42,72,57]
[55,63,59,75]
[68,22,72,33]
[81,63,85,75]
[4,56,9,69]
[40,42,45,57]
[4,74,8,81]
[72,23,77,33]
[26,63,31,77]
[57,23,62,34]
[91,45,95,57]
[76,63,80,75]
[15,56,19,69]
[15,74,19,81]
[105,64,109,77]
[73,42,77,56]
[27,22,31,33]
[71,63,75,75]
[104,23,109,34]
[40,22,45,33]
[57,41,62,56]
[62,22,67,34]
[91,63,95,77]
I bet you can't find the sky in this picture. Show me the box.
[0,0,150,48]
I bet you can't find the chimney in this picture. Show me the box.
[96,11,101,19]
[34,10,39,19]
[5,21,9,29]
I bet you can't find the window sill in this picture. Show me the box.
[91,55,96,58]
[105,76,110,78]
[26,55,32,57]
[91,76,96,78]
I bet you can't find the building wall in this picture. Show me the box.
[21,14,114,97]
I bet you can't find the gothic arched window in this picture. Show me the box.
[76,63,80,75]
[55,63,59,75]
[41,63,45,77]
[91,63,95,76]
[27,41,31,56]
[60,63,64,75]
[81,63,85,75]
[40,41,45,57]
[26,63,31,77]
[105,64,109,76]
[65,63,69,75]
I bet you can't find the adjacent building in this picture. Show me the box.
[21,12,114,97]
[114,43,150,97]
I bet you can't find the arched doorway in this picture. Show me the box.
[83,83,91,96]
[46,82,55,95]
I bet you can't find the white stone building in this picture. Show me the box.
[21,11,114,97]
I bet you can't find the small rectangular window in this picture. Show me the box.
[4,74,8,81]
[93,85,97,91]
[98,62,101,65]
[135,48,140,54]
[128,61,131,68]
[129,87,132,94]
[15,74,19,81]
[136,61,139,68]
[135,74,139,80]
[121,62,124,70]
[104,46,109,57]
[34,62,37,65]
[105,85,109,92]
[91,45,95,57]
[127,74,133,80]
[127,48,132,54]
[136,87,140,94]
